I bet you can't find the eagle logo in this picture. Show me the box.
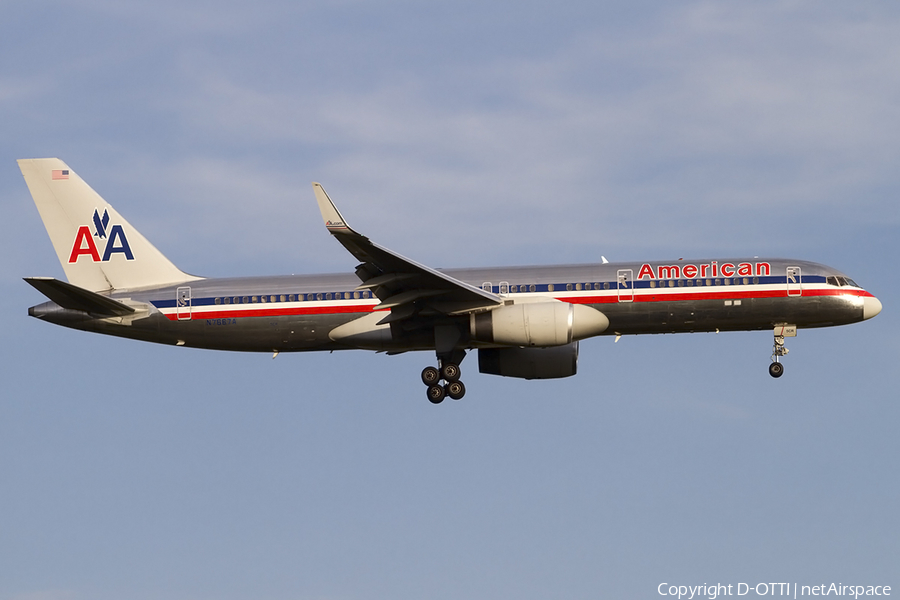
[92,209,110,239]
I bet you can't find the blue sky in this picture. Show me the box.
[1,2,898,599]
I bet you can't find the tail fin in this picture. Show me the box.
[18,158,200,291]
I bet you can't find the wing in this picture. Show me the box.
[312,183,502,325]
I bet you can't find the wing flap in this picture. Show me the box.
[375,289,446,310]
[356,272,416,290]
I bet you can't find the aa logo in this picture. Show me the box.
[68,208,134,263]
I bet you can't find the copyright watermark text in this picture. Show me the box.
[658,583,891,599]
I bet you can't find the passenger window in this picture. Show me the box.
[743,277,749,285]
[260,296,267,303]
[215,298,221,305]
[243,296,249,303]
[650,281,656,288]
[548,284,555,292]
[566,283,573,291]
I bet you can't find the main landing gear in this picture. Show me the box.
[421,355,467,404]
[769,326,795,378]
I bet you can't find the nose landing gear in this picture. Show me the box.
[769,325,796,378]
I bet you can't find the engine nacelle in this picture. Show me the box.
[478,343,579,379]
[469,302,608,347]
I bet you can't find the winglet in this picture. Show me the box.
[312,183,354,234]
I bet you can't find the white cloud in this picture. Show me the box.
[150,2,899,262]
[8,1,898,268]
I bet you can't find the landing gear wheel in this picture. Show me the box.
[421,366,441,386]
[446,380,466,400]
[440,363,461,382]
[770,332,789,379]
[427,385,446,404]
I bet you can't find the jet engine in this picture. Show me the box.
[469,302,608,347]
[478,343,579,379]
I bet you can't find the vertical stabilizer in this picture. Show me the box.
[18,158,200,291]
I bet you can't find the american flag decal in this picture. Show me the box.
[51,169,70,180]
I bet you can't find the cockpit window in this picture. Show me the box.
[828,275,861,288]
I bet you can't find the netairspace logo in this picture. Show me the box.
[658,582,891,599]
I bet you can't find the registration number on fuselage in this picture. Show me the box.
[206,318,238,326]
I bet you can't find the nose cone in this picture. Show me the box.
[863,296,883,320]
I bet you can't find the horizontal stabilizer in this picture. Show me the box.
[25,277,135,316]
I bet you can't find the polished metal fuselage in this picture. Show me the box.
[28,258,874,353]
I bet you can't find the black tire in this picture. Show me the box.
[769,362,784,378]
[447,380,466,400]
[441,363,461,382]
[427,385,446,404]
[421,366,440,386]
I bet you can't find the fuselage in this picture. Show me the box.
[19,158,885,395]
[29,257,881,353]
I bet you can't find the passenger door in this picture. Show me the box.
[176,286,192,320]
[786,266,802,297]
[617,269,634,302]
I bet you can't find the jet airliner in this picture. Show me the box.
[20,158,883,403]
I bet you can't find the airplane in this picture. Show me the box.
[19,158,883,403]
